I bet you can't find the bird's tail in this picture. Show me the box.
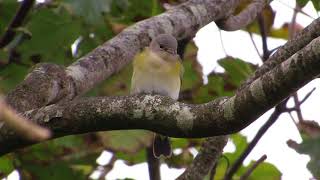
[153,133,172,158]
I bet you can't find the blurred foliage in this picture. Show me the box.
[288,135,320,178]
[287,120,320,179]
[0,0,319,179]
[214,134,281,180]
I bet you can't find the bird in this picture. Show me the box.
[130,34,184,158]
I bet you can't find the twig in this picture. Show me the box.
[224,101,286,180]
[293,93,304,122]
[275,0,315,20]
[248,32,262,59]
[257,13,269,61]
[0,97,51,141]
[98,155,117,180]
[209,163,218,180]
[298,87,316,105]
[288,112,297,124]
[289,3,304,123]
[0,0,35,48]
[289,4,299,39]
[146,146,161,180]
[219,30,227,56]
[239,154,267,180]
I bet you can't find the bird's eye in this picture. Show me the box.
[159,45,163,49]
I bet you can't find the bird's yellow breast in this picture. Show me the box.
[130,48,182,100]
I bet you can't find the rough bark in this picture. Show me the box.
[2,35,320,154]
[217,0,268,31]
[177,136,228,180]
[5,0,241,112]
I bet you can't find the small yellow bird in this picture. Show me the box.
[131,34,183,158]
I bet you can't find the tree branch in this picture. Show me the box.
[239,154,267,180]
[2,35,320,154]
[177,136,228,180]
[241,17,320,90]
[217,0,268,31]
[0,0,35,48]
[5,0,241,113]
[257,13,269,61]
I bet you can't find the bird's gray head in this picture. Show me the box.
[150,34,178,54]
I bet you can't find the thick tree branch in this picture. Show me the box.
[2,35,320,154]
[0,0,35,48]
[241,17,320,90]
[177,136,228,180]
[217,0,268,31]
[5,0,241,112]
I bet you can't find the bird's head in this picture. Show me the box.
[150,34,178,55]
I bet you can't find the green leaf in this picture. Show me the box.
[18,8,82,64]
[0,63,29,93]
[166,150,193,168]
[311,0,320,11]
[23,162,86,180]
[0,156,14,175]
[214,134,281,179]
[171,138,189,149]
[218,57,254,87]
[116,149,147,165]
[296,0,310,7]
[62,0,112,25]
[181,59,201,90]
[0,0,19,37]
[239,161,282,180]
[110,0,163,23]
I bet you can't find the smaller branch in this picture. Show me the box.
[240,17,320,91]
[257,13,269,61]
[298,87,316,106]
[98,155,117,180]
[248,32,262,59]
[289,4,303,124]
[289,4,299,39]
[224,101,286,180]
[239,154,267,180]
[288,111,297,125]
[219,30,228,56]
[0,97,51,141]
[0,0,35,48]
[276,0,315,20]
[268,46,280,54]
[217,0,268,31]
[293,93,304,122]
[209,163,218,180]
[177,136,228,180]
[146,146,161,180]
